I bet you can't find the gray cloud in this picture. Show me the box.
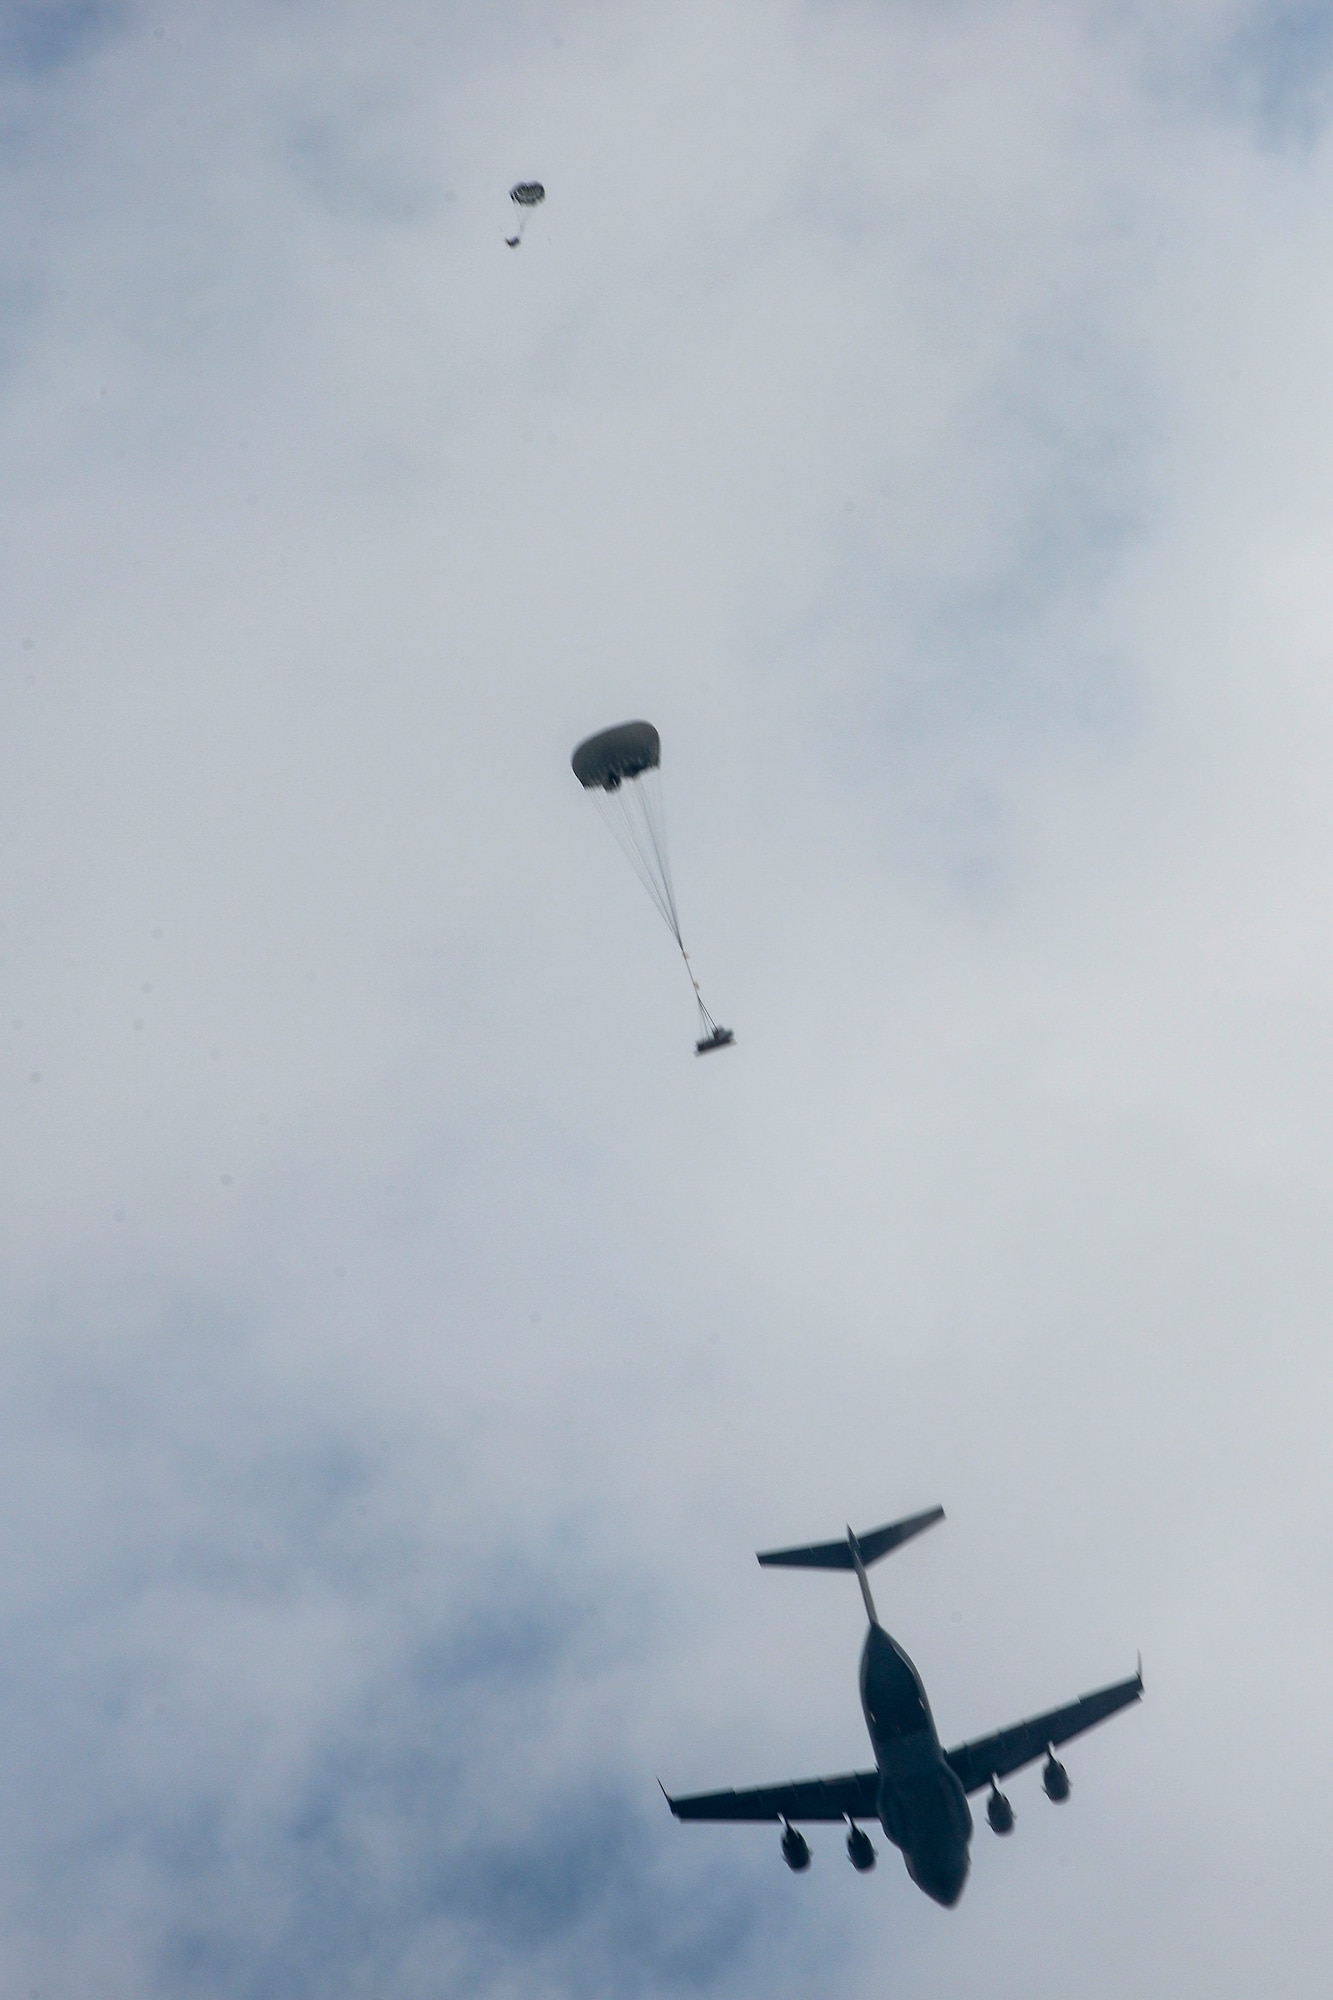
[1223,2,1333,144]
[0,1293,823,1999]
[0,1,120,81]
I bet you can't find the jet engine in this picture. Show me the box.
[845,1824,876,1872]
[1042,1754,1070,1802]
[781,1822,811,1871]
[986,1784,1015,1835]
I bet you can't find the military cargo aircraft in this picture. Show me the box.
[663,1508,1141,1906]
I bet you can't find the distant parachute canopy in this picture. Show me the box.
[571,720,732,1055]
[505,181,546,246]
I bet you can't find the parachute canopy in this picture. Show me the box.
[571,719,732,1055]
[571,720,660,792]
[509,182,546,207]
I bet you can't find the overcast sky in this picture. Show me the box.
[3,1,1333,1994]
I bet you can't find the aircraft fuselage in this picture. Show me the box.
[861,1622,973,1906]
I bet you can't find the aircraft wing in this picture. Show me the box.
[944,1670,1143,1795]
[664,1770,880,1823]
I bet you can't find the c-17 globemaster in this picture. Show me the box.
[663,1507,1142,1907]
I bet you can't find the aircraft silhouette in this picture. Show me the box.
[663,1507,1141,1906]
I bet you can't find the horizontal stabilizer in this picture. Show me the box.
[757,1506,944,1571]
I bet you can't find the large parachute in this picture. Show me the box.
[505,181,545,247]
[571,721,733,1055]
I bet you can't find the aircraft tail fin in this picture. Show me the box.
[757,1506,944,1572]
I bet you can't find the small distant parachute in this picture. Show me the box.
[505,181,545,247]
[572,720,734,1056]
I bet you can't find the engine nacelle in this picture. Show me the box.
[781,1822,811,1871]
[1042,1755,1070,1802]
[986,1784,1015,1835]
[846,1824,876,1872]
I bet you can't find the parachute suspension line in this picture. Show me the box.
[591,768,682,946]
[677,942,719,1040]
[592,776,724,1038]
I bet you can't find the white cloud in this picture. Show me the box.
[2,1,1333,1993]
